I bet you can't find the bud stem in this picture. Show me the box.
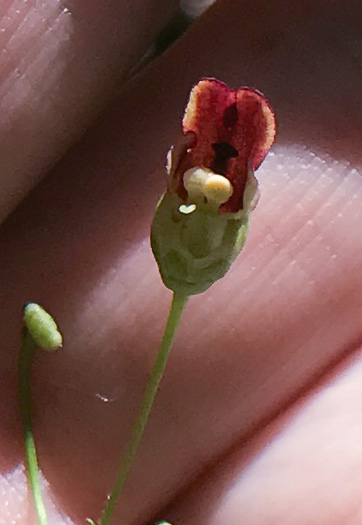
[18,328,48,525]
[98,292,189,525]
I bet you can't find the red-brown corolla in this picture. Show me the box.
[168,78,276,214]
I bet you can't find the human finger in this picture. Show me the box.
[0,0,178,223]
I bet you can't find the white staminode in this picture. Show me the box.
[179,203,197,214]
[183,167,233,206]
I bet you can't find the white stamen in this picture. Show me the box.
[183,167,233,206]
[204,174,233,204]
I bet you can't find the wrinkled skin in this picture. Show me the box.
[0,0,362,524]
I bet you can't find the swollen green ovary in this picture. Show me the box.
[151,192,248,295]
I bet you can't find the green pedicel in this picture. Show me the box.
[19,303,62,525]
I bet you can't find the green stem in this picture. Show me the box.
[99,292,189,525]
[18,328,48,525]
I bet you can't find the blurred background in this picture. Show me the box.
[181,0,217,18]
[129,0,217,76]
[156,0,217,54]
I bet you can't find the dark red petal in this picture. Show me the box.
[220,88,275,212]
[234,87,276,171]
[182,79,236,169]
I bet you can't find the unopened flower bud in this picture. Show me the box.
[23,303,62,351]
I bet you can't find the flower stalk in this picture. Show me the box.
[97,292,188,525]
[19,328,48,525]
[19,303,63,525]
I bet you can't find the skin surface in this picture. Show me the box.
[0,0,179,223]
[0,0,362,524]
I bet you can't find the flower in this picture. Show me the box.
[151,79,276,296]
[167,78,276,215]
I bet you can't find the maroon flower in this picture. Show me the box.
[168,78,276,214]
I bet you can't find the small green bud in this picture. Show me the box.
[151,192,248,295]
[23,303,62,351]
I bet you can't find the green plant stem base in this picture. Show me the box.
[97,292,188,525]
[18,328,48,525]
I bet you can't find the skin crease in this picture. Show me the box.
[0,0,362,524]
